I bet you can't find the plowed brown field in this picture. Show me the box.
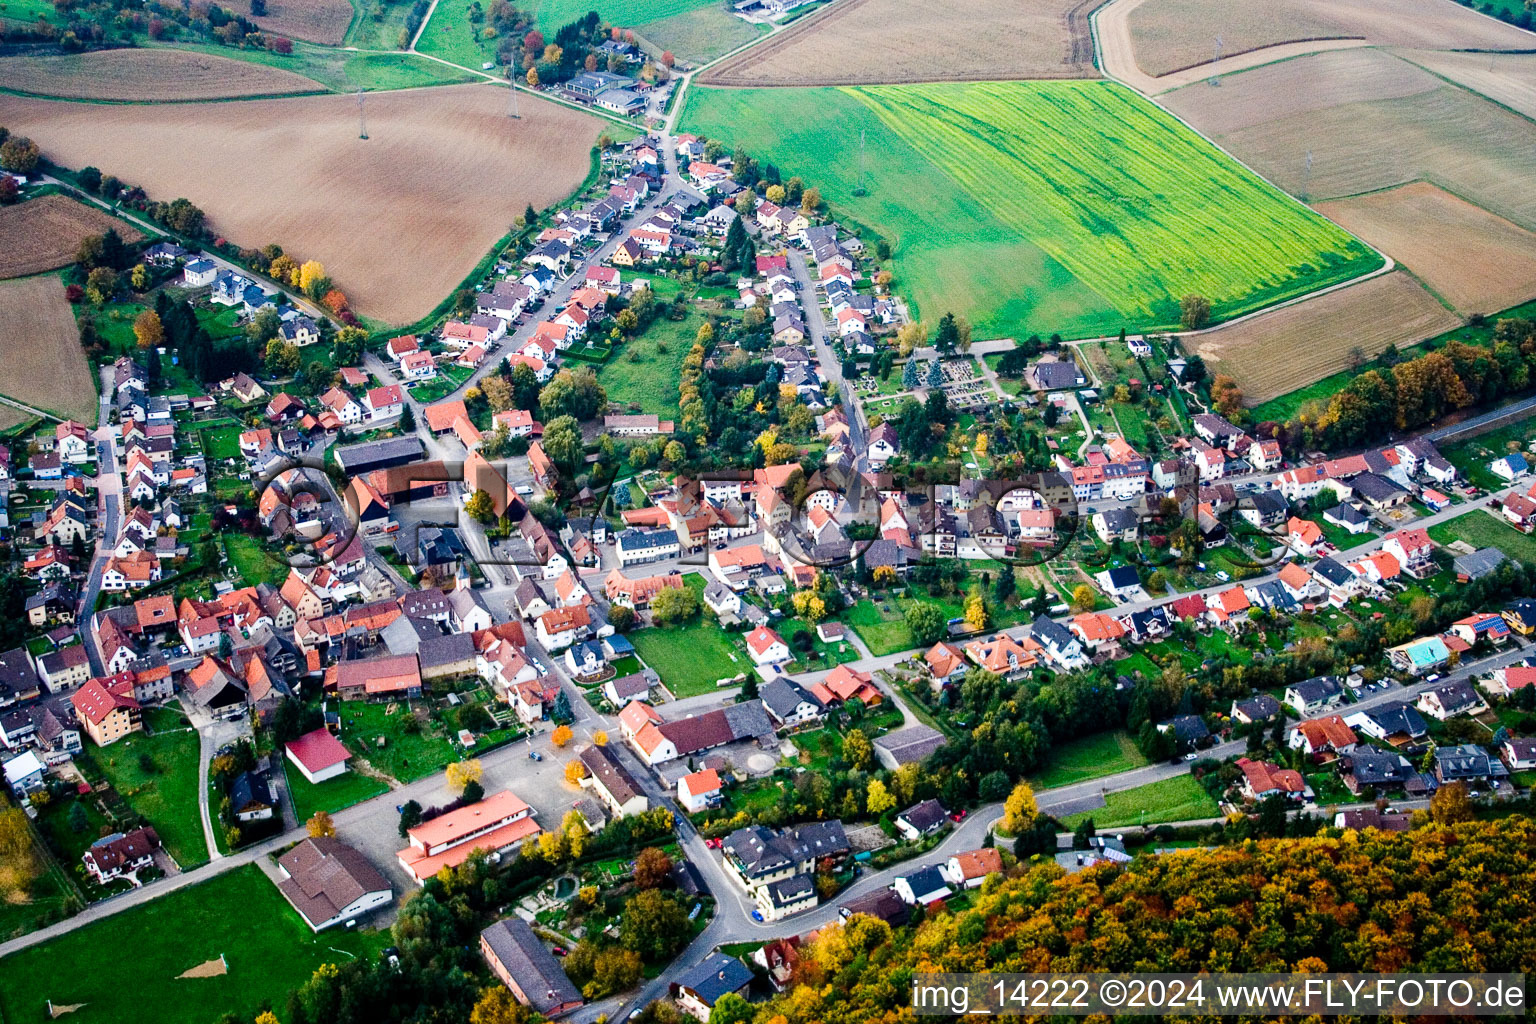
[0,194,144,279]
[1193,271,1460,402]
[700,0,1101,86]
[249,0,354,45]
[0,49,325,100]
[1316,183,1536,314]
[0,274,97,423]
[0,85,604,325]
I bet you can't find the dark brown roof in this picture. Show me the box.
[276,837,390,928]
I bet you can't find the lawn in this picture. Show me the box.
[79,707,205,868]
[0,864,388,1024]
[629,577,750,696]
[598,308,700,415]
[1428,509,1536,566]
[1059,774,1220,829]
[1442,419,1536,491]
[222,532,293,587]
[636,5,766,64]
[281,760,390,823]
[200,423,243,461]
[680,81,1379,340]
[336,699,457,783]
[630,615,747,697]
[1032,730,1149,790]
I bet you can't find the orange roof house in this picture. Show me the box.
[821,664,883,706]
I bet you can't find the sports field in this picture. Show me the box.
[681,80,1379,338]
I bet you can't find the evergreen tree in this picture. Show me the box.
[902,359,920,390]
[399,403,415,432]
[926,359,943,388]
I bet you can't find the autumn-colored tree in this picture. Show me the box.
[322,288,349,314]
[872,565,897,587]
[1002,781,1039,834]
[865,778,896,816]
[565,759,588,785]
[593,730,608,745]
[1071,583,1096,612]
[470,986,530,1024]
[255,1013,282,1024]
[298,260,327,300]
[307,811,336,838]
[633,846,673,889]
[791,590,826,623]
[842,727,873,770]
[1211,373,1244,418]
[481,374,513,411]
[129,263,150,291]
[764,442,798,466]
[269,253,298,285]
[1180,293,1211,330]
[1430,780,1473,824]
[896,321,927,357]
[526,67,539,86]
[465,489,495,523]
[765,184,786,205]
[800,187,821,214]
[661,50,675,66]
[963,584,989,632]
[551,724,573,747]
[133,309,163,350]
[538,828,568,862]
[446,758,484,794]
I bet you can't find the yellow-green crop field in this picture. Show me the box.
[680,80,1382,338]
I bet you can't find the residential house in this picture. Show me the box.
[894,799,948,841]
[276,836,393,932]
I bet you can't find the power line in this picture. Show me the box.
[357,88,368,140]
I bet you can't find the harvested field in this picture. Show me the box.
[1124,0,1535,78]
[0,404,32,433]
[1395,49,1536,121]
[0,49,325,100]
[1193,271,1460,403]
[0,194,144,279]
[0,85,604,325]
[699,0,1100,86]
[1315,183,1536,314]
[1163,54,1536,232]
[0,274,98,422]
[249,0,354,44]
[1156,48,1438,135]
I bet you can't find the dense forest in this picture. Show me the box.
[770,818,1536,1024]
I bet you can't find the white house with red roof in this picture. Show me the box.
[400,350,436,381]
[285,727,352,784]
[677,769,722,814]
[364,385,404,421]
[744,625,790,666]
[1383,528,1434,577]
[386,335,420,361]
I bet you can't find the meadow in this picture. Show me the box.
[1058,774,1220,828]
[1429,510,1536,566]
[0,865,388,1024]
[682,81,1378,339]
[637,6,765,64]
[0,84,602,325]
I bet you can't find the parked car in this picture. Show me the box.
[528,750,543,761]
[949,809,968,822]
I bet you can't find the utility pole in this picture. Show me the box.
[1301,149,1313,202]
[508,81,520,119]
[357,88,368,140]
[852,129,867,196]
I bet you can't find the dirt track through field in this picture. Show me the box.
[0,50,326,101]
[1315,183,1536,314]
[1193,270,1460,402]
[0,85,604,325]
[701,0,1102,86]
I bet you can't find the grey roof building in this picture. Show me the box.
[480,917,583,1016]
[872,724,947,769]
[1453,546,1507,580]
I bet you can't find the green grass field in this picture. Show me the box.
[337,700,457,783]
[0,864,388,1024]
[147,40,473,91]
[415,0,503,69]
[629,578,750,695]
[223,532,292,587]
[532,0,718,35]
[1060,774,1220,829]
[281,760,390,823]
[681,81,1379,339]
[1429,509,1536,566]
[598,308,700,414]
[637,6,765,64]
[1032,730,1149,790]
[1442,419,1536,489]
[80,708,206,868]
